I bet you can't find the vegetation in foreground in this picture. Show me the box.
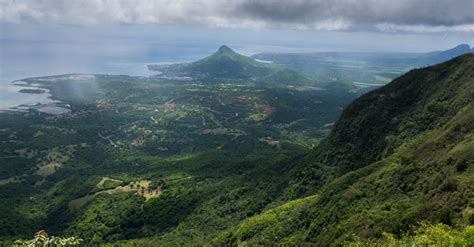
[343,222,474,247]
[14,230,82,247]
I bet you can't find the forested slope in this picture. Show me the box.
[217,54,474,245]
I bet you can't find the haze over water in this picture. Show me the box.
[0,29,217,111]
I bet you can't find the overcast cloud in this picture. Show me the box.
[1,0,473,32]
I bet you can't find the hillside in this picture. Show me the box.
[147,45,276,79]
[313,53,474,171]
[186,45,274,78]
[215,54,474,245]
[147,45,325,87]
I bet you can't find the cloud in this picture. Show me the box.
[1,0,473,33]
[376,23,474,33]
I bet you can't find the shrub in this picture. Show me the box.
[14,235,83,246]
[343,222,474,246]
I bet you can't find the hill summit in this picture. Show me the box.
[216,45,233,54]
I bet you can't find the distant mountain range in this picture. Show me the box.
[416,44,473,66]
[249,44,473,89]
[252,44,474,69]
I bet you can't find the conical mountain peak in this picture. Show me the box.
[186,45,273,78]
[217,45,233,53]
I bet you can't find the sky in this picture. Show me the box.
[1,0,474,81]
[1,0,473,52]
[2,0,474,32]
